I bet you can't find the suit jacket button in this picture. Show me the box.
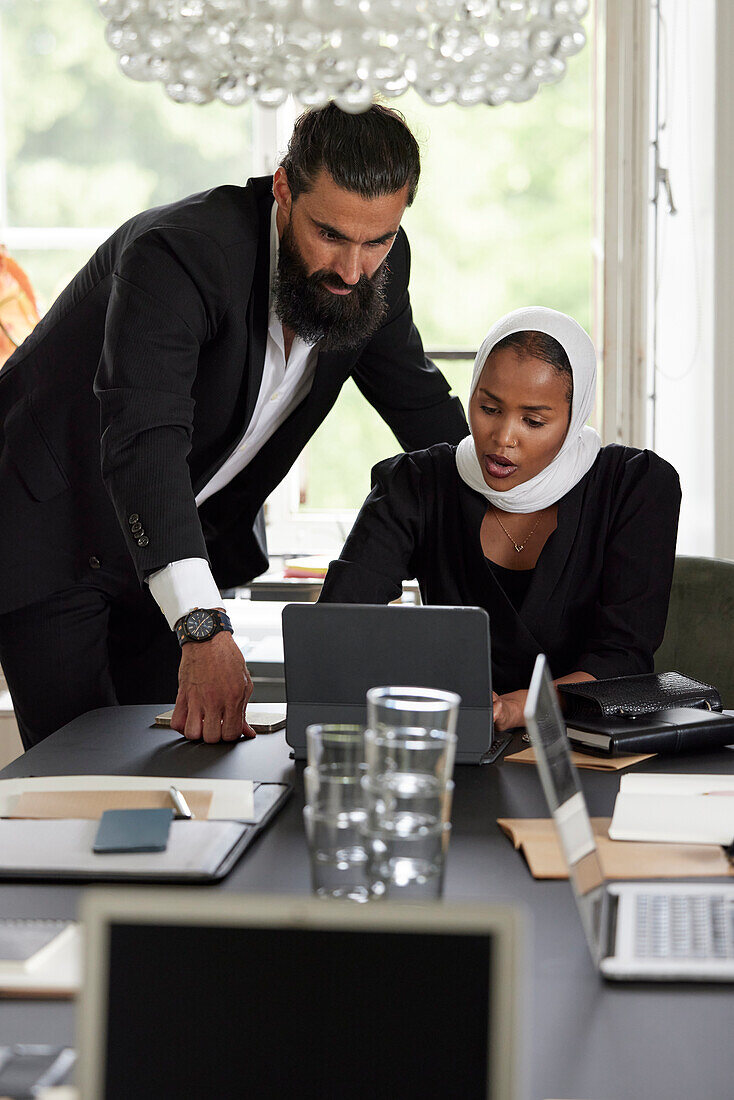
[131,522,142,534]
[89,556,101,569]
[137,536,149,547]
[128,513,139,525]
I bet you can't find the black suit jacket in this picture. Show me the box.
[0,177,468,614]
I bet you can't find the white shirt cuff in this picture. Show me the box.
[147,558,223,630]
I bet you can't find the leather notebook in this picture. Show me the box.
[566,706,734,756]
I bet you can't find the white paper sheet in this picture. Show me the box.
[0,775,254,821]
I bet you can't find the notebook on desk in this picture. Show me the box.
[0,775,292,883]
[524,654,734,982]
[77,889,523,1100]
[283,604,505,764]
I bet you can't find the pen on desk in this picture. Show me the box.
[169,785,192,819]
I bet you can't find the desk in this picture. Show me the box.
[1,707,732,1100]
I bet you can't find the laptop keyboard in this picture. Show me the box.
[634,893,733,958]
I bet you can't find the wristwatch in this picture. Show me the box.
[174,608,234,647]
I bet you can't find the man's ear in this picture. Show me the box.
[272,167,292,218]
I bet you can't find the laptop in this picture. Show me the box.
[524,654,734,982]
[283,603,505,764]
[77,889,523,1100]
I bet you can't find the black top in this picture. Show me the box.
[485,560,534,612]
[320,444,681,695]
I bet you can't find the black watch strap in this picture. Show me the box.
[174,608,234,647]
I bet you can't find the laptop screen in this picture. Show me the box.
[101,921,495,1098]
[524,656,607,963]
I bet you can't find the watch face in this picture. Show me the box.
[184,609,216,640]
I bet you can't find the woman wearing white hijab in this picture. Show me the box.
[321,307,681,730]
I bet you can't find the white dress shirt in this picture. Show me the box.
[148,201,319,628]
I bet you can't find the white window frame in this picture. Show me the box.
[713,0,734,558]
[600,0,652,449]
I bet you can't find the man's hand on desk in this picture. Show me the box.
[170,632,256,742]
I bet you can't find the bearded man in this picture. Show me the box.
[0,103,468,748]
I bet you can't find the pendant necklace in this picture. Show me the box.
[492,507,546,554]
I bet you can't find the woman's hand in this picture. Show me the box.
[492,689,528,732]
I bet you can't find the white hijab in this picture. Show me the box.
[455,306,601,513]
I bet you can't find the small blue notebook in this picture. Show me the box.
[93,809,173,854]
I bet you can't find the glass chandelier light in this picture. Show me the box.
[96,0,588,112]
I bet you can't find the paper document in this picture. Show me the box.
[504,746,654,772]
[10,789,212,820]
[610,773,734,844]
[498,817,733,879]
[0,775,254,821]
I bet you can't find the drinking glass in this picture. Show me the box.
[361,696,458,900]
[302,724,369,902]
[366,685,461,741]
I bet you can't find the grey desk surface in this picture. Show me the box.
[1,706,733,1100]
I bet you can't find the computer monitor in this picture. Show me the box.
[77,890,523,1100]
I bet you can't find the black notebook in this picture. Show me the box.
[566,706,734,756]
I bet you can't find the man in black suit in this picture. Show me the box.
[0,103,468,749]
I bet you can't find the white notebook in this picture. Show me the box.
[0,921,81,996]
[609,773,734,844]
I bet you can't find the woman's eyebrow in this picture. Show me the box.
[478,387,553,412]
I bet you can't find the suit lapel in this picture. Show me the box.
[242,191,272,430]
[191,188,272,497]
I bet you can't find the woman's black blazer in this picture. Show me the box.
[320,443,682,694]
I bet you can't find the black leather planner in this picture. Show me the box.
[566,706,734,756]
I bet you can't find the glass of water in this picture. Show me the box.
[361,689,459,901]
[302,724,369,902]
[366,685,461,741]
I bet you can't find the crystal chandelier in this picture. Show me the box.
[96,0,588,112]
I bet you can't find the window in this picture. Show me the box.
[271,10,598,551]
[0,0,254,309]
[4,0,669,559]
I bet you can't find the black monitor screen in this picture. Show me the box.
[103,922,492,1099]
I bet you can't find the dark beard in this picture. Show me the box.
[272,220,389,352]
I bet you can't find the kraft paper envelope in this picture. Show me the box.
[504,746,654,772]
[497,816,733,879]
[0,776,255,822]
[10,789,213,821]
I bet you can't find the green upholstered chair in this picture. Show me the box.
[654,555,734,708]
